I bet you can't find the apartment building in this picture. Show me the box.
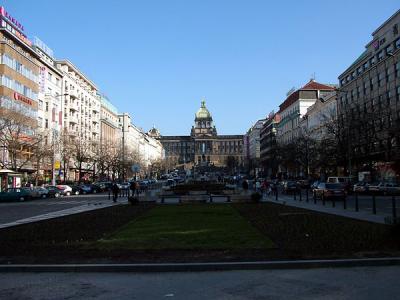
[299,91,338,141]
[56,60,101,181]
[99,93,120,146]
[277,80,335,144]
[338,9,400,180]
[260,112,281,177]
[0,6,40,176]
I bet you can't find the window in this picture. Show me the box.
[378,73,383,87]
[397,86,400,101]
[357,66,362,75]
[386,45,393,55]
[45,119,48,129]
[45,102,48,112]
[48,72,52,81]
[395,62,400,78]
[56,78,60,87]
[370,77,375,91]
[363,61,369,71]
[377,50,384,61]
[387,91,392,104]
[370,56,376,65]
[395,38,400,49]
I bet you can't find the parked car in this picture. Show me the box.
[165,179,176,187]
[353,182,368,193]
[21,187,41,199]
[70,185,83,195]
[34,187,50,198]
[327,176,354,193]
[297,179,311,189]
[46,186,63,198]
[313,183,346,201]
[117,182,130,190]
[56,185,73,196]
[0,188,32,202]
[311,181,320,190]
[80,184,102,194]
[283,181,298,194]
[379,182,400,195]
[366,182,382,194]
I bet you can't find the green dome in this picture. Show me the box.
[195,100,212,120]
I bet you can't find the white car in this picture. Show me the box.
[56,185,73,196]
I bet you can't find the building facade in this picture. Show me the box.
[299,90,338,141]
[277,80,336,144]
[260,112,281,178]
[159,100,244,171]
[0,6,40,177]
[338,9,400,181]
[56,60,101,181]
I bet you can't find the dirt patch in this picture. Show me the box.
[233,202,400,259]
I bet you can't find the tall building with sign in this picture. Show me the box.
[158,100,244,170]
[338,9,400,180]
[0,6,40,174]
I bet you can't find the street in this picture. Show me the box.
[0,194,115,225]
[0,266,399,299]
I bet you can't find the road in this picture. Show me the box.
[0,194,115,224]
[0,266,399,299]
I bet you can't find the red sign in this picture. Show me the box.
[0,7,24,32]
[14,92,33,106]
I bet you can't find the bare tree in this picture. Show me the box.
[0,109,42,172]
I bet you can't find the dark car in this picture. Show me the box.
[69,185,83,195]
[46,186,63,198]
[313,183,346,201]
[0,188,32,202]
[34,187,50,198]
[80,184,102,194]
[283,181,299,194]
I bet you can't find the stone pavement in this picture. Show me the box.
[1,266,399,299]
[263,194,389,224]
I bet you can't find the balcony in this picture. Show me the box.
[69,90,78,99]
[68,115,79,124]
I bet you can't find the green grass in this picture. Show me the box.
[96,204,274,250]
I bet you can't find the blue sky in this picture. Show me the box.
[2,0,399,135]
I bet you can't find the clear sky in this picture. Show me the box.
[2,0,399,135]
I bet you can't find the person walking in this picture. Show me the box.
[130,180,137,197]
[111,182,120,203]
[242,179,249,193]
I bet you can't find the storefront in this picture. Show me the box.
[0,169,22,192]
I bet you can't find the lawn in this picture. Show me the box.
[96,204,274,250]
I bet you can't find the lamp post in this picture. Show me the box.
[48,93,68,186]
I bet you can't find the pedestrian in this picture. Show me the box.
[111,182,120,203]
[242,179,249,191]
[255,180,261,193]
[130,180,137,197]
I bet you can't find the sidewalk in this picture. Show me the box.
[263,194,388,224]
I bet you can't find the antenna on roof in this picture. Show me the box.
[311,72,316,81]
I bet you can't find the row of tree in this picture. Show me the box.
[0,109,150,184]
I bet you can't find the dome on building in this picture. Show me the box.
[148,126,161,137]
[195,99,212,120]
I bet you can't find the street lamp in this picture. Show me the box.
[49,93,69,185]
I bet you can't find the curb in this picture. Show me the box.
[0,258,399,273]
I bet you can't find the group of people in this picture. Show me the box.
[111,181,140,203]
[242,179,275,196]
